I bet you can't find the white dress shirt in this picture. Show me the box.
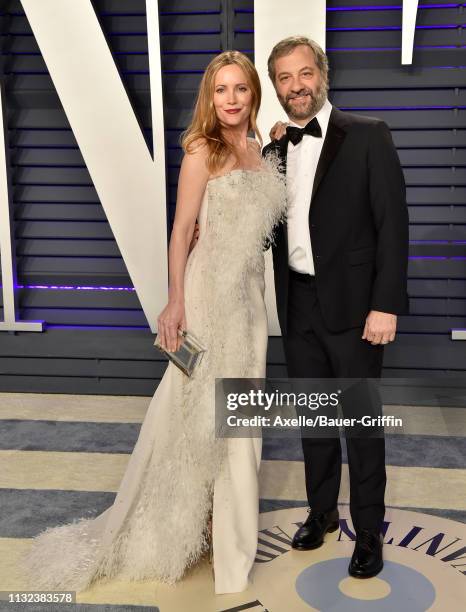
[286,97,333,275]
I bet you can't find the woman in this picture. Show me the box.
[21,51,286,595]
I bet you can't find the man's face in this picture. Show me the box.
[273,45,327,124]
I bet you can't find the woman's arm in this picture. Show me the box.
[157,141,210,352]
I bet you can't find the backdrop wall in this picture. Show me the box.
[0,0,465,395]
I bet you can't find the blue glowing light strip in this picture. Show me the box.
[340,3,462,8]
[13,284,136,291]
[0,256,463,295]
[45,324,149,329]
[327,25,461,30]
[4,10,222,17]
[327,3,463,9]
[326,45,465,51]
[235,4,463,12]
[409,256,466,259]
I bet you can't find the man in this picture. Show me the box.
[262,36,409,578]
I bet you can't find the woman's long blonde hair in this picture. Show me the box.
[181,51,262,174]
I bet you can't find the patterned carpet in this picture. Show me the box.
[0,392,464,611]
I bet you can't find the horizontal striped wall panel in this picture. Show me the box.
[0,357,168,379]
[0,328,465,367]
[1,311,465,333]
[1,279,465,308]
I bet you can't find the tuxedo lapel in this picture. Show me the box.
[311,107,347,203]
[262,135,289,253]
[275,134,288,175]
[276,135,289,249]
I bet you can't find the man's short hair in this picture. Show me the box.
[267,36,329,84]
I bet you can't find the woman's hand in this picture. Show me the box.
[157,299,187,352]
[269,121,289,141]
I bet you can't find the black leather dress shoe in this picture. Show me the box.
[348,528,384,578]
[291,507,340,550]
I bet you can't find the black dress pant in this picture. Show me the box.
[283,269,386,532]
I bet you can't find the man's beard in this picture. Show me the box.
[279,80,328,121]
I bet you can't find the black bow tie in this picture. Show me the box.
[286,117,322,145]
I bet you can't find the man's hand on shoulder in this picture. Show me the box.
[269,121,289,141]
[362,310,397,345]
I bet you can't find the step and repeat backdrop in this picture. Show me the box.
[0,0,465,395]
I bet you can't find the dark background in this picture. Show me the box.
[0,0,465,396]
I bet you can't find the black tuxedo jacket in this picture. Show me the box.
[263,106,409,334]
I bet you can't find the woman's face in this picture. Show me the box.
[213,64,253,129]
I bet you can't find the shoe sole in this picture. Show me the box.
[291,519,340,551]
[348,561,384,579]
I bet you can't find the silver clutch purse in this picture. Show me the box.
[154,329,206,377]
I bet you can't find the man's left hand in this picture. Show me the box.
[362,310,397,345]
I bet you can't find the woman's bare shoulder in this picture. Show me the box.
[180,138,210,183]
[185,136,209,156]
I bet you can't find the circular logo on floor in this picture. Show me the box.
[242,506,465,611]
[131,506,465,611]
[295,557,435,611]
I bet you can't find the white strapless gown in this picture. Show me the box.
[21,156,287,595]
